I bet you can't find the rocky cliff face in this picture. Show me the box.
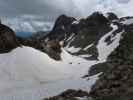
[89,16,133,100]
[0,23,20,53]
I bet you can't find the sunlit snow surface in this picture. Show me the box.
[0,46,99,100]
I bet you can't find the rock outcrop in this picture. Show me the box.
[48,15,76,41]
[17,37,61,60]
[0,23,19,53]
[89,17,133,100]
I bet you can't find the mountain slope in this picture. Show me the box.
[89,16,133,100]
[40,12,123,61]
[41,13,133,100]
[0,23,99,99]
[1,12,133,100]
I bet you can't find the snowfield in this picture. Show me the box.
[0,22,124,100]
[0,22,125,99]
[0,22,124,99]
[0,46,99,100]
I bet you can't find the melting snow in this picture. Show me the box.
[66,33,75,42]
[83,44,93,51]
[97,24,123,62]
[66,46,81,53]
[72,20,79,25]
[65,33,82,53]
[75,97,88,100]
[0,46,99,100]
[78,54,92,58]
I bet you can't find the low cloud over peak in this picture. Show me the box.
[0,0,133,32]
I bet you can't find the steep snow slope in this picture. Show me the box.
[0,46,98,100]
[97,24,124,62]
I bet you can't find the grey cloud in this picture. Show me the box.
[0,0,132,20]
[117,0,130,3]
[1,0,133,32]
[0,0,79,21]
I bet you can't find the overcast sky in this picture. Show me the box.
[0,0,132,32]
[0,0,79,21]
[0,0,132,20]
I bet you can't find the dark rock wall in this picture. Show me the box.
[89,18,133,100]
[0,24,19,53]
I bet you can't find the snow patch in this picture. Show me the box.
[78,55,92,58]
[65,33,81,53]
[0,46,99,99]
[83,44,93,51]
[72,20,79,25]
[75,97,88,100]
[66,46,81,53]
[66,33,75,42]
[97,24,123,62]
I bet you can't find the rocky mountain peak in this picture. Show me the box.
[86,12,109,26]
[106,12,118,21]
[48,15,76,40]
[54,14,76,28]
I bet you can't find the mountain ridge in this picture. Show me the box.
[1,11,133,100]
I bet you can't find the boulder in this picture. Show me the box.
[0,23,19,53]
